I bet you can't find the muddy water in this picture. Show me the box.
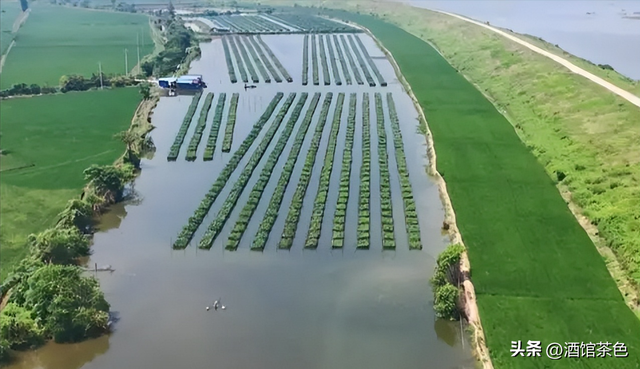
[7,34,473,369]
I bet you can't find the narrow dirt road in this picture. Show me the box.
[435,10,640,109]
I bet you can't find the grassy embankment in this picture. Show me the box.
[0,3,153,89]
[512,32,640,97]
[0,89,142,280]
[0,0,23,55]
[266,2,640,367]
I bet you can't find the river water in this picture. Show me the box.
[6,33,473,369]
[406,0,640,80]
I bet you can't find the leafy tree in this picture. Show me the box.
[83,164,135,200]
[138,82,151,100]
[11,265,110,343]
[433,283,460,320]
[0,339,10,363]
[59,75,89,92]
[430,244,465,288]
[56,199,93,231]
[0,258,44,295]
[114,130,137,152]
[28,227,90,265]
[0,303,44,349]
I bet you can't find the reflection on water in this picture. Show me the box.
[7,33,473,369]
[8,337,109,369]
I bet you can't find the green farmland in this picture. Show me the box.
[0,1,23,55]
[320,10,640,368]
[0,88,141,279]
[0,4,153,89]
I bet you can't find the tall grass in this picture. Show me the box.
[167,92,202,161]
[225,94,310,250]
[305,93,345,249]
[251,93,322,250]
[198,94,297,249]
[279,93,334,249]
[203,93,227,161]
[172,93,284,249]
[331,93,356,248]
[221,93,239,153]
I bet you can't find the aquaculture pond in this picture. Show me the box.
[6,32,473,369]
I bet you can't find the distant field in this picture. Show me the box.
[0,4,153,89]
[0,0,23,54]
[0,88,141,279]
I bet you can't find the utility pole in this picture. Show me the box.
[98,62,103,89]
[137,33,141,75]
[124,48,128,75]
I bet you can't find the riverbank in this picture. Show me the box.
[334,8,640,367]
[256,1,640,367]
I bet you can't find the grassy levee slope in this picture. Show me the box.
[0,89,140,279]
[1,4,153,89]
[324,10,640,368]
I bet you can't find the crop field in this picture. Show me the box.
[0,4,153,89]
[0,88,140,278]
[324,10,640,368]
[0,0,22,55]
[207,13,358,34]
[170,87,423,251]
[221,35,292,84]
[300,34,385,87]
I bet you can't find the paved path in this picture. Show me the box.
[435,10,640,108]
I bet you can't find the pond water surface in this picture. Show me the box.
[7,33,474,369]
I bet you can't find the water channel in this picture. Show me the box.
[7,32,474,369]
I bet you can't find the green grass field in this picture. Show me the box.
[1,4,153,89]
[0,0,23,55]
[313,8,640,368]
[0,88,141,279]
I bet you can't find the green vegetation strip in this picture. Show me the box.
[228,36,249,83]
[225,94,310,250]
[198,93,297,249]
[251,93,322,250]
[279,93,334,249]
[185,93,215,161]
[256,35,293,82]
[305,93,346,249]
[353,35,387,86]
[172,93,285,249]
[325,35,342,86]
[302,35,309,85]
[203,93,227,161]
[221,37,238,84]
[333,12,640,367]
[311,34,319,86]
[318,34,331,85]
[375,93,394,249]
[247,36,282,83]
[386,93,420,249]
[331,93,357,248]
[340,34,364,85]
[348,35,376,87]
[241,36,272,83]
[357,93,371,248]
[234,36,260,83]
[167,92,202,161]
[332,35,352,85]
[222,93,240,153]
